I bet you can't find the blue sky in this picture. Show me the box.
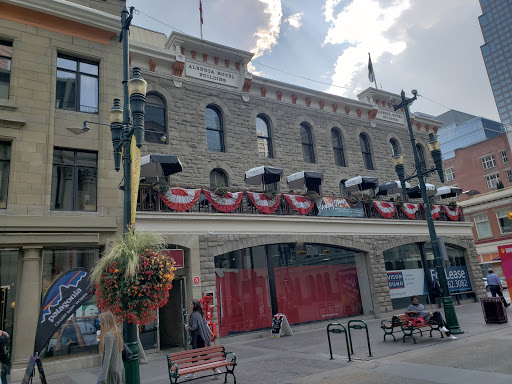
[127,0,499,121]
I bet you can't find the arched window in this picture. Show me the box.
[205,105,224,152]
[256,115,273,158]
[331,128,346,167]
[389,138,400,155]
[144,93,166,143]
[359,133,374,170]
[416,144,426,170]
[300,122,315,163]
[209,168,229,187]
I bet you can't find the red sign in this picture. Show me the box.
[162,249,184,269]
[498,245,512,293]
[193,276,201,286]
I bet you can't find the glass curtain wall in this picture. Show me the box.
[215,243,363,336]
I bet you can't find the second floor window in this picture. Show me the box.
[445,168,455,181]
[205,105,224,152]
[331,128,346,167]
[359,133,374,170]
[389,138,400,155]
[56,55,99,114]
[300,123,315,163]
[486,173,500,189]
[51,148,98,211]
[481,154,496,170]
[256,115,272,158]
[0,40,12,99]
[474,214,492,238]
[0,142,11,208]
[501,150,508,164]
[145,93,166,143]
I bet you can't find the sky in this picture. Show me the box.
[126,0,499,121]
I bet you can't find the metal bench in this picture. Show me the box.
[167,345,237,383]
[381,314,443,344]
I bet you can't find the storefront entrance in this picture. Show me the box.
[159,277,187,349]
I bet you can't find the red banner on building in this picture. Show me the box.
[498,245,512,294]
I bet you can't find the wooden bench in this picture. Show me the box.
[381,314,443,344]
[167,345,237,383]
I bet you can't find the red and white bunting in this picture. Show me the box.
[246,191,281,214]
[402,203,420,220]
[373,201,396,219]
[160,188,201,212]
[283,194,315,215]
[203,189,243,213]
[443,205,460,221]
[422,204,441,220]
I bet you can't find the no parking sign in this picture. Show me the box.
[193,276,201,287]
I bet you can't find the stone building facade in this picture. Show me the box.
[0,0,125,378]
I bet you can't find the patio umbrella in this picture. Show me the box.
[140,154,183,177]
[463,189,480,197]
[244,166,283,186]
[344,176,379,192]
[436,186,463,199]
[375,180,411,196]
[406,183,436,199]
[286,171,324,190]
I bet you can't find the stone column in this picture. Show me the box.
[367,249,393,317]
[354,252,374,316]
[12,246,42,365]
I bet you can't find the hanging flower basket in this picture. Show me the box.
[91,230,176,325]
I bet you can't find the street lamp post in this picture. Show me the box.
[391,90,463,334]
[108,6,148,384]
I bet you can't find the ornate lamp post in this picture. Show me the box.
[108,6,147,384]
[391,90,463,334]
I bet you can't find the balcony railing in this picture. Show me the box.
[136,184,464,222]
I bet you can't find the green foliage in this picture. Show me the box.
[91,229,165,285]
[153,180,169,194]
[213,184,229,197]
[263,189,277,199]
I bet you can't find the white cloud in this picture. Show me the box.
[323,0,411,96]
[285,12,304,30]
[251,0,283,60]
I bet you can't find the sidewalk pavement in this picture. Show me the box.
[22,300,512,384]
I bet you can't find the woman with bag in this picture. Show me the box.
[98,311,125,384]
[184,299,220,379]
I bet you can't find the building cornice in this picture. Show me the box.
[2,0,120,33]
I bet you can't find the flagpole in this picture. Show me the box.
[199,0,203,40]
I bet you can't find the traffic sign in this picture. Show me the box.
[193,276,201,286]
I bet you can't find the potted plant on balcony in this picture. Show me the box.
[263,189,277,199]
[153,179,169,194]
[448,200,457,209]
[91,230,176,325]
[347,195,361,205]
[305,190,319,201]
[213,184,229,197]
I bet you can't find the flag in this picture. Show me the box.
[200,0,203,24]
[368,53,375,83]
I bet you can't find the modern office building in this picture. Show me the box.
[478,0,512,125]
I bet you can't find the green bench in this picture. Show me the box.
[381,314,444,344]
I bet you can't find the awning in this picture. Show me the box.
[244,166,283,186]
[375,180,411,196]
[344,176,379,192]
[286,171,324,190]
[436,186,463,199]
[140,154,183,177]
[406,183,436,199]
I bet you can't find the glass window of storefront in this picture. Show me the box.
[384,242,470,309]
[0,249,18,349]
[41,248,100,359]
[215,243,364,337]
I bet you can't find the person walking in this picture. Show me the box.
[184,299,220,380]
[0,330,9,384]
[486,268,510,307]
[406,296,457,340]
[98,312,125,384]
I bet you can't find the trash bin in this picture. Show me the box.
[481,297,508,324]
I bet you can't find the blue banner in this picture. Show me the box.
[316,197,364,217]
[429,266,472,292]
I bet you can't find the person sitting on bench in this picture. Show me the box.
[406,296,457,340]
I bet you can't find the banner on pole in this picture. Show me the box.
[33,268,92,355]
[498,245,512,294]
[130,135,141,226]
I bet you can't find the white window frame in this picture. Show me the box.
[501,150,509,164]
[496,210,512,234]
[481,154,497,170]
[445,167,455,181]
[506,169,512,183]
[486,173,500,189]
[474,214,493,238]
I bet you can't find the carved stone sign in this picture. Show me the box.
[186,62,238,87]
[376,109,405,124]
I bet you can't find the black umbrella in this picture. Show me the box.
[344,176,379,192]
[436,186,463,199]
[140,154,183,177]
[244,166,283,186]
[375,180,411,196]
[407,183,436,199]
[286,171,324,190]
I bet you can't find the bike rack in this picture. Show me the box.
[326,323,351,362]
[347,320,372,357]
